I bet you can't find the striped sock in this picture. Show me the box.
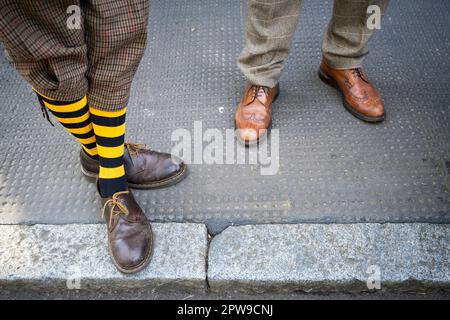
[36,92,99,160]
[90,107,127,198]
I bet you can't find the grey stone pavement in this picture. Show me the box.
[0,223,449,296]
[0,0,449,297]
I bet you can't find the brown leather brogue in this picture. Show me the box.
[235,84,279,146]
[101,189,153,274]
[81,142,187,189]
[319,59,385,123]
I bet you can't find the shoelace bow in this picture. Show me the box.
[102,191,130,228]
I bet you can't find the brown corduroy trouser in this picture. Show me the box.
[0,0,149,111]
[238,0,390,88]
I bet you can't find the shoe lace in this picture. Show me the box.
[125,142,149,166]
[37,96,55,127]
[101,191,130,228]
[351,68,364,78]
[125,142,148,156]
[351,67,370,84]
[250,85,269,101]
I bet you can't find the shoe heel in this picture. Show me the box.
[318,68,338,89]
[273,87,280,102]
[81,167,97,183]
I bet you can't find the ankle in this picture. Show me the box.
[82,148,99,160]
[98,178,128,198]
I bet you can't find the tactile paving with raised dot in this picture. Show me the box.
[0,0,449,234]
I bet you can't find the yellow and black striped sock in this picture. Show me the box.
[90,107,127,198]
[36,92,99,160]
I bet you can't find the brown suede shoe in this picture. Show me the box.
[235,84,279,146]
[319,59,385,123]
[100,188,153,274]
[81,142,187,189]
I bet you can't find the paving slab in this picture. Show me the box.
[208,223,450,293]
[0,223,208,292]
[0,0,449,234]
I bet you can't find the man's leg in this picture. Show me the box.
[81,0,147,198]
[0,0,185,274]
[37,93,99,160]
[82,0,149,112]
[238,0,302,88]
[80,0,186,189]
[0,0,144,274]
[235,0,302,145]
[319,0,389,122]
[0,1,100,157]
[0,1,88,101]
[72,0,153,274]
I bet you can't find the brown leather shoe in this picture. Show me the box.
[235,84,279,146]
[81,142,187,189]
[319,59,385,123]
[100,188,153,274]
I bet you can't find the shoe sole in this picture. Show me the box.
[235,90,279,148]
[81,163,188,189]
[108,224,154,274]
[318,68,385,123]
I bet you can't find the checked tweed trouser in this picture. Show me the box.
[0,0,149,111]
[238,0,390,88]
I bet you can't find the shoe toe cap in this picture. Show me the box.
[237,128,264,143]
[161,155,184,178]
[373,103,385,117]
[111,228,153,272]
